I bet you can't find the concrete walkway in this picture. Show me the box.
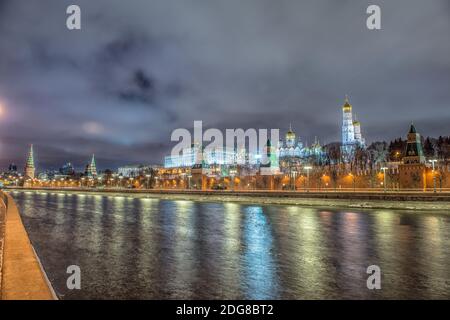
[0,192,55,300]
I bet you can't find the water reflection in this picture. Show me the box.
[243,206,277,299]
[10,190,450,299]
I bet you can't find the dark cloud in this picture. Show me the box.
[0,0,449,170]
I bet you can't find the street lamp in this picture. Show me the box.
[145,174,151,189]
[304,166,312,192]
[429,159,437,193]
[292,170,297,191]
[348,173,356,192]
[230,168,237,191]
[381,167,388,193]
[187,174,192,190]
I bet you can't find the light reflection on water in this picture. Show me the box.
[10,190,450,299]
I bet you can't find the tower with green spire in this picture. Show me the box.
[260,139,280,175]
[24,144,35,179]
[86,154,97,177]
[403,123,426,164]
[399,123,427,190]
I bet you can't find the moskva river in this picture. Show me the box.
[10,190,450,299]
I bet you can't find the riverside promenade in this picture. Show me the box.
[0,191,56,300]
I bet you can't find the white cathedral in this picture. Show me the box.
[277,124,326,161]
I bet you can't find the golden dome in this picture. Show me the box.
[286,124,296,139]
[342,95,352,112]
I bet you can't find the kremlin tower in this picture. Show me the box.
[403,123,425,164]
[24,144,35,179]
[399,123,427,190]
[85,154,97,177]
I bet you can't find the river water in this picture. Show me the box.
[10,190,450,299]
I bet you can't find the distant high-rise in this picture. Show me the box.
[8,163,18,172]
[59,162,75,176]
[24,144,35,179]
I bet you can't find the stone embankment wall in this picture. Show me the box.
[0,195,5,293]
[0,191,56,300]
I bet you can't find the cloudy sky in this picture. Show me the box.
[0,0,449,170]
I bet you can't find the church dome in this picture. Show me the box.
[286,124,296,140]
[342,95,352,112]
[286,130,295,140]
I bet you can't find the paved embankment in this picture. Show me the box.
[0,192,56,300]
[0,196,5,293]
[8,187,450,211]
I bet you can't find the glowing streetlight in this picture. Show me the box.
[348,173,356,192]
[429,159,438,193]
[381,167,388,193]
[292,170,297,191]
[304,166,312,192]
[187,174,192,190]
[145,174,151,189]
[230,168,237,191]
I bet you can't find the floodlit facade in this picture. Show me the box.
[341,96,366,159]
[24,144,35,179]
[164,144,260,168]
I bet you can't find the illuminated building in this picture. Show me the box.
[403,123,425,164]
[341,96,366,160]
[164,143,258,168]
[118,164,154,177]
[353,119,365,147]
[59,162,75,176]
[399,123,427,189]
[24,144,35,179]
[8,163,17,173]
[277,125,326,165]
[85,154,97,177]
[260,139,280,175]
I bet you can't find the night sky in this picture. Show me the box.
[0,0,449,170]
